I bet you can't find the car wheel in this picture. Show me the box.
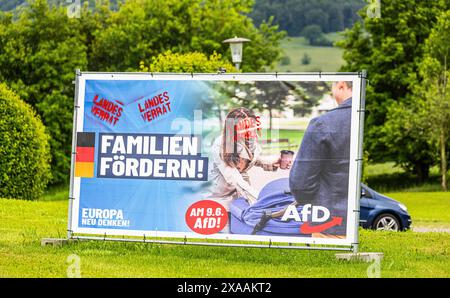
[372,213,401,231]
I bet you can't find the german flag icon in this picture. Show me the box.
[74,132,95,178]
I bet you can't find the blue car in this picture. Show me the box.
[360,183,412,231]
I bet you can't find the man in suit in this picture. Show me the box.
[289,81,353,236]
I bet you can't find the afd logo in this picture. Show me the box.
[281,204,343,233]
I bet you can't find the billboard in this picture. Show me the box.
[68,72,366,248]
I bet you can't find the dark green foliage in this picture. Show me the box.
[250,0,365,36]
[301,25,333,46]
[338,0,450,182]
[405,10,450,191]
[301,25,322,44]
[0,0,88,184]
[0,0,285,186]
[90,0,285,72]
[0,83,51,200]
[291,82,327,117]
[301,53,311,65]
[311,35,333,47]
[140,51,236,73]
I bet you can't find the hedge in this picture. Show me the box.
[0,83,51,200]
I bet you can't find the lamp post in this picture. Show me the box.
[222,36,250,71]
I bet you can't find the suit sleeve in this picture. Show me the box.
[289,118,329,203]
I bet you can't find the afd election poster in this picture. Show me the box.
[69,73,365,247]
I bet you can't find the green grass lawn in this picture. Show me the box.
[385,192,450,228]
[261,129,304,154]
[276,36,344,72]
[262,129,304,145]
[365,162,405,177]
[276,118,310,131]
[364,162,447,192]
[1,189,449,277]
[364,163,450,228]
[324,32,346,44]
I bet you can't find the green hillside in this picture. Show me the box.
[276,34,344,72]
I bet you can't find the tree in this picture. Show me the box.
[249,0,365,36]
[77,1,114,70]
[91,0,285,72]
[0,0,285,185]
[382,101,435,183]
[224,80,312,130]
[290,81,327,116]
[301,25,323,44]
[301,25,332,46]
[301,53,311,65]
[327,3,344,32]
[253,81,290,130]
[416,11,450,191]
[139,50,235,73]
[337,0,450,182]
[0,0,88,184]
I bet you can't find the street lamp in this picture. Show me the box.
[222,36,250,71]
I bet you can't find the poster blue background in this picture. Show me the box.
[79,80,218,232]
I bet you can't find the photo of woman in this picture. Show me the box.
[207,107,290,211]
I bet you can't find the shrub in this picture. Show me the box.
[311,35,333,47]
[280,56,291,66]
[301,25,323,44]
[301,25,333,47]
[0,83,51,200]
[301,53,311,65]
[140,51,236,73]
[0,1,87,185]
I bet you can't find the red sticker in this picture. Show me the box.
[185,200,228,235]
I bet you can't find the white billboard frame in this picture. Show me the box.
[68,71,367,252]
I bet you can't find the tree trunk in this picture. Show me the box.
[440,127,448,191]
[440,56,448,191]
[414,162,430,183]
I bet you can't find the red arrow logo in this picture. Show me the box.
[300,217,343,234]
